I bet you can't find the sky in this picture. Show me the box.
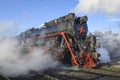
[0,0,120,36]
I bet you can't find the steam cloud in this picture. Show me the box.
[95,31,120,64]
[0,21,19,37]
[73,0,120,15]
[0,21,18,32]
[97,48,111,63]
[0,37,58,77]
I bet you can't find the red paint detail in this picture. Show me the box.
[34,32,78,66]
[61,32,78,66]
[81,52,96,68]
[79,26,84,34]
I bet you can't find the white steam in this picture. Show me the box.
[95,31,120,63]
[0,21,19,37]
[0,37,58,77]
[0,21,15,32]
[73,0,120,15]
[97,48,111,63]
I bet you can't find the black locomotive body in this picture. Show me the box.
[19,13,100,68]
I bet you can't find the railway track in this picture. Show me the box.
[40,66,120,80]
[1,65,120,80]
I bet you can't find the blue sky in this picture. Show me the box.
[0,0,120,36]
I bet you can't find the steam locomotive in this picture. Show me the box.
[19,13,100,68]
